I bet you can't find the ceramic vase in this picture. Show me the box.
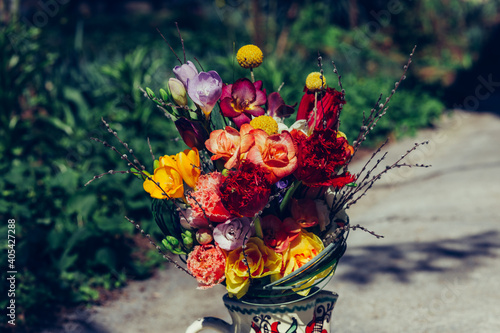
[186,290,338,333]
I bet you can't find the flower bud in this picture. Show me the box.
[174,117,208,150]
[182,230,194,250]
[173,60,198,87]
[196,228,213,245]
[168,78,188,106]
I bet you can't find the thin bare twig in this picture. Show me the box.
[125,216,194,277]
[156,27,182,65]
[175,22,186,64]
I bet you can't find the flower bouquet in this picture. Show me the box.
[87,39,428,304]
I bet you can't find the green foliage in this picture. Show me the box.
[0,20,173,330]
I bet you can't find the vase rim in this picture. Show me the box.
[223,289,339,307]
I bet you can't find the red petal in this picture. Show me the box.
[254,89,267,106]
[231,78,256,104]
[246,106,266,117]
[296,90,315,121]
[220,84,232,99]
[232,113,252,128]
[220,97,241,117]
[253,80,263,90]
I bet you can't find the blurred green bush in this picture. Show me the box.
[0,20,181,329]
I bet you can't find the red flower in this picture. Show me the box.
[261,215,300,253]
[219,162,272,217]
[296,87,345,130]
[291,128,355,187]
[288,198,320,228]
[267,91,296,118]
[220,78,266,128]
[187,172,233,222]
[187,244,226,289]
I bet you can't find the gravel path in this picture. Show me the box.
[48,110,500,333]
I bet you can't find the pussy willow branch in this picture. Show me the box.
[351,45,417,158]
[125,216,194,277]
[139,87,190,117]
[331,59,346,132]
[344,141,431,210]
[84,170,131,187]
[332,141,390,213]
[325,223,384,242]
[147,137,155,161]
[86,119,192,225]
[331,60,344,95]
[101,117,145,170]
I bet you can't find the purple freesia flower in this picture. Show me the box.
[187,71,223,117]
[267,91,296,118]
[173,61,198,88]
[213,217,253,251]
[220,78,266,128]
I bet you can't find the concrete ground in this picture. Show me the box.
[48,110,500,333]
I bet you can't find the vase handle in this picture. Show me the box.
[186,317,232,333]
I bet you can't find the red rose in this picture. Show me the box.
[219,162,272,217]
[296,87,345,130]
[292,128,355,187]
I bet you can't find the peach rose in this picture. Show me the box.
[245,129,297,183]
[205,124,254,170]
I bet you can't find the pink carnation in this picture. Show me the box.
[187,172,233,223]
[187,244,226,289]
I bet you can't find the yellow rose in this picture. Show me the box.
[225,237,282,299]
[280,231,329,295]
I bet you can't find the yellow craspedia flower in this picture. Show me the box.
[250,115,279,135]
[236,45,263,69]
[305,72,326,91]
[336,131,347,139]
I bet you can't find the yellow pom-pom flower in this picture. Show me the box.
[250,115,279,135]
[305,72,326,91]
[236,45,263,69]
